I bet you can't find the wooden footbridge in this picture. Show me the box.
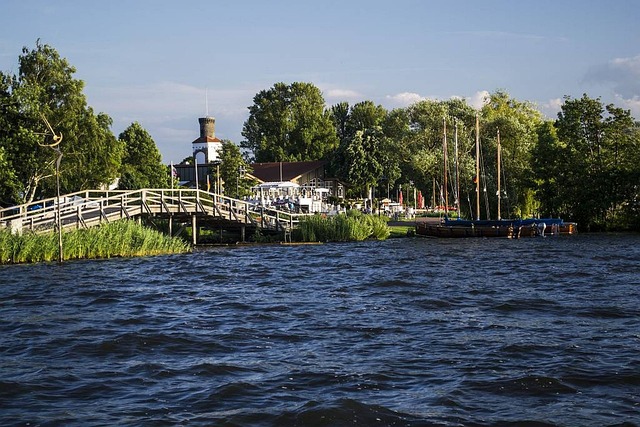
[0,189,308,244]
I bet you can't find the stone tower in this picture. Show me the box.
[192,116,222,164]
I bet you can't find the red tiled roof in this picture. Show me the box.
[249,161,326,183]
[192,136,222,143]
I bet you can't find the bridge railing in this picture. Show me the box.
[0,188,311,234]
[0,190,118,233]
[139,189,308,231]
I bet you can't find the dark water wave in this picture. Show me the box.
[1,234,640,426]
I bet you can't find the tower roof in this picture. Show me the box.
[192,136,222,144]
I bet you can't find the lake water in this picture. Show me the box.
[1,234,639,426]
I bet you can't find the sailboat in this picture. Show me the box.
[416,115,576,238]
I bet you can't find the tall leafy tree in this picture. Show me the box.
[241,82,338,162]
[330,101,350,145]
[0,74,21,205]
[480,90,543,218]
[118,122,168,189]
[377,108,409,196]
[554,94,638,229]
[0,41,122,204]
[405,99,476,214]
[332,101,388,197]
[532,121,567,217]
[219,141,253,198]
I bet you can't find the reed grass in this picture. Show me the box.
[298,211,390,242]
[0,220,190,264]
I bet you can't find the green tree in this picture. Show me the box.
[118,122,168,190]
[480,90,543,218]
[330,101,350,145]
[241,82,338,162]
[341,128,385,197]
[219,141,253,198]
[0,146,19,206]
[0,41,122,204]
[404,98,476,214]
[366,107,408,199]
[554,94,638,229]
[0,75,21,205]
[332,101,389,198]
[531,121,564,217]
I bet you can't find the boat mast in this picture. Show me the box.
[443,117,448,217]
[475,114,480,221]
[454,119,460,219]
[497,129,501,220]
[432,177,436,210]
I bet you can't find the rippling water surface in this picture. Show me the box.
[1,234,639,426]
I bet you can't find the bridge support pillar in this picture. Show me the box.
[241,225,245,243]
[169,215,173,236]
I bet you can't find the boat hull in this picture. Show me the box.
[415,220,577,238]
[415,223,515,238]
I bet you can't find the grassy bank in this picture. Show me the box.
[296,211,390,242]
[0,220,190,264]
[389,224,415,238]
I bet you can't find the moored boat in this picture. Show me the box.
[414,115,577,239]
[415,217,577,238]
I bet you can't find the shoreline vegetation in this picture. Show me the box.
[0,220,190,265]
[296,211,391,242]
[0,212,403,264]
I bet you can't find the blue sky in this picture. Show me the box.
[1,0,639,163]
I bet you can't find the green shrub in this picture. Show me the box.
[297,212,390,242]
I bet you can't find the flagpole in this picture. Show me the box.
[194,155,199,190]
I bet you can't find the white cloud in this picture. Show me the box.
[385,92,426,107]
[383,90,491,110]
[323,88,363,103]
[585,54,640,99]
[584,55,640,121]
[614,94,640,121]
[465,90,490,110]
[537,98,563,119]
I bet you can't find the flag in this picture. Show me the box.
[398,189,403,205]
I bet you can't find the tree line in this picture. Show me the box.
[241,83,640,230]
[2,42,639,230]
[0,41,169,208]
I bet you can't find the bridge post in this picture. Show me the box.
[192,214,197,245]
[141,190,146,216]
[169,215,173,236]
[241,225,245,243]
